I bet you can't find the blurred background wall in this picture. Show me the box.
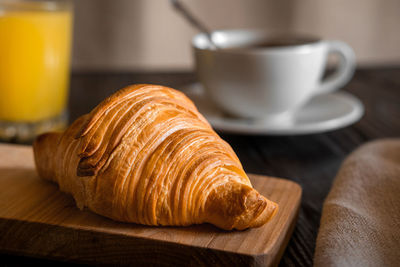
[72,0,400,71]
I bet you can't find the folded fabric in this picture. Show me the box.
[314,139,400,267]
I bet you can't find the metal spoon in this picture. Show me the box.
[170,0,218,49]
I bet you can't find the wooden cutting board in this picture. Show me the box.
[0,143,301,266]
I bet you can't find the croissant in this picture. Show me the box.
[33,84,278,230]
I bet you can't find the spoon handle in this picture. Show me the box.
[170,0,217,49]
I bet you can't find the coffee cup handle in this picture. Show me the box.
[317,41,356,95]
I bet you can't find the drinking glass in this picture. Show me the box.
[0,0,72,142]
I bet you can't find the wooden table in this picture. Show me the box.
[2,67,400,266]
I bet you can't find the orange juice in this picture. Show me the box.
[0,5,72,122]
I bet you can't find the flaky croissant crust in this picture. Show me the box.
[33,84,278,230]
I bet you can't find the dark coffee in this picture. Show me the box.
[225,36,319,50]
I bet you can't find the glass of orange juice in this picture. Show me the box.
[0,0,72,143]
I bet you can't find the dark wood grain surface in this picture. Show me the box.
[1,67,399,266]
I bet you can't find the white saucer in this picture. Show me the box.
[181,83,364,135]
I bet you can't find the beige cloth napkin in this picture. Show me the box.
[314,139,400,267]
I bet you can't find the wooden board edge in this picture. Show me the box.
[0,217,264,266]
[267,196,301,267]
[251,181,301,266]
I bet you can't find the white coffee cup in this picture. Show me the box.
[193,29,355,123]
